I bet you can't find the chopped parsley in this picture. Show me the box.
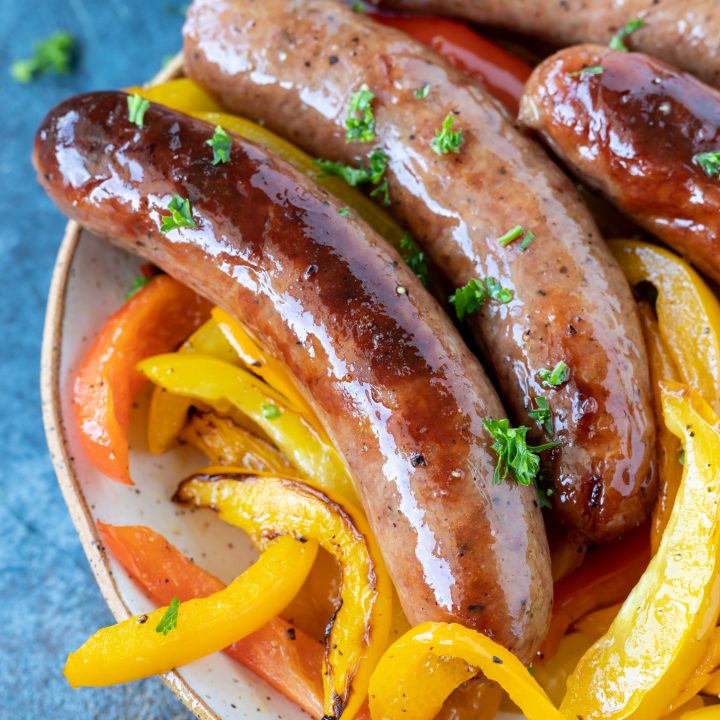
[528,397,553,434]
[155,597,180,635]
[537,485,554,509]
[160,195,197,233]
[679,449,685,466]
[399,233,430,286]
[127,93,150,128]
[346,85,376,143]
[497,226,523,247]
[315,148,390,204]
[483,418,561,486]
[609,18,645,51]
[206,125,231,165]
[414,83,430,99]
[338,207,352,217]
[351,1,365,11]
[370,178,391,206]
[694,152,720,178]
[538,361,570,388]
[570,66,604,77]
[11,31,75,84]
[431,114,463,155]
[449,277,513,321]
[519,230,535,251]
[125,275,152,300]
[262,402,282,420]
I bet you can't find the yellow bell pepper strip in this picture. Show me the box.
[637,303,684,554]
[65,535,317,687]
[533,632,596,707]
[702,668,720,695]
[679,705,718,719]
[125,78,222,114]
[609,240,720,412]
[147,316,242,455]
[180,412,293,474]
[73,274,211,483]
[175,471,392,720]
[211,307,326,434]
[663,698,706,719]
[561,383,720,720]
[572,603,622,640]
[368,621,564,720]
[435,680,503,720]
[139,353,357,504]
[665,628,720,714]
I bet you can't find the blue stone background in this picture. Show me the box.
[0,1,193,717]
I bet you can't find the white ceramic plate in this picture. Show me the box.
[40,56,522,720]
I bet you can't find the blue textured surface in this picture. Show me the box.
[0,1,193,717]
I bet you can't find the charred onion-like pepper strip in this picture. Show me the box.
[610,240,720,413]
[64,535,317,686]
[368,622,563,720]
[73,275,211,483]
[561,383,720,719]
[139,353,357,503]
[97,523,370,719]
[175,471,392,720]
[540,523,650,658]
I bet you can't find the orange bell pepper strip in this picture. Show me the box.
[539,522,650,659]
[65,534,316,687]
[368,622,564,720]
[73,275,211,483]
[97,523,371,720]
[371,15,532,115]
[561,384,720,720]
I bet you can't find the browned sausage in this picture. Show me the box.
[374,0,720,89]
[33,91,552,661]
[520,44,720,284]
[183,0,656,542]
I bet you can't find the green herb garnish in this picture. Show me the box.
[315,149,389,203]
[262,402,282,420]
[346,84,376,143]
[155,597,180,635]
[414,83,430,99]
[483,418,561,486]
[206,125,231,165]
[125,275,152,300]
[431,114,463,155]
[679,449,685,466]
[160,195,197,233]
[537,485,554,509]
[399,233,429,286]
[538,361,570,388]
[609,18,645,51]
[694,152,720,178]
[370,178,391,206]
[127,94,151,128]
[351,2,365,12]
[519,230,535,251]
[497,225,524,248]
[11,31,75,83]
[338,207,352,217]
[528,397,553,434]
[570,66,604,77]
[449,277,513,321]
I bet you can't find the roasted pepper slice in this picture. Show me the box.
[73,275,211,483]
[98,522,371,720]
[610,240,720,412]
[175,471,392,720]
[533,632,595,707]
[561,383,720,720]
[368,622,564,720]
[126,77,222,114]
[65,534,317,686]
[139,353,357,503]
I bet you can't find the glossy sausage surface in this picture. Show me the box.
[34,91,552,661]
[375,0,720,88]
[183,0,656,542]
[521,44,720,284]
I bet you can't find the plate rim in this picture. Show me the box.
[39,51,221,720]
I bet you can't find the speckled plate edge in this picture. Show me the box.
[39,52,220,720]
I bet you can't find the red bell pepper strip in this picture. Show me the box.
[539,523,651,659]
[97,523,371,720]
[372,15,532,115]
[73,276,211,484]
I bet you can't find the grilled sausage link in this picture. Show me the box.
[374,0,720,89]
[520,44,720,284]
[183,0,656,542]
[34,91,552,661]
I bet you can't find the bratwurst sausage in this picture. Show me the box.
[183,0,656,542]
[34,91,552,661]
[520,45,720,284]
[375,0,720,89]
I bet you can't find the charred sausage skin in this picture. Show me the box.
[183,0,656,542]
[375,0,720,89]
[521,44,720,284]
[34,91,552,661]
